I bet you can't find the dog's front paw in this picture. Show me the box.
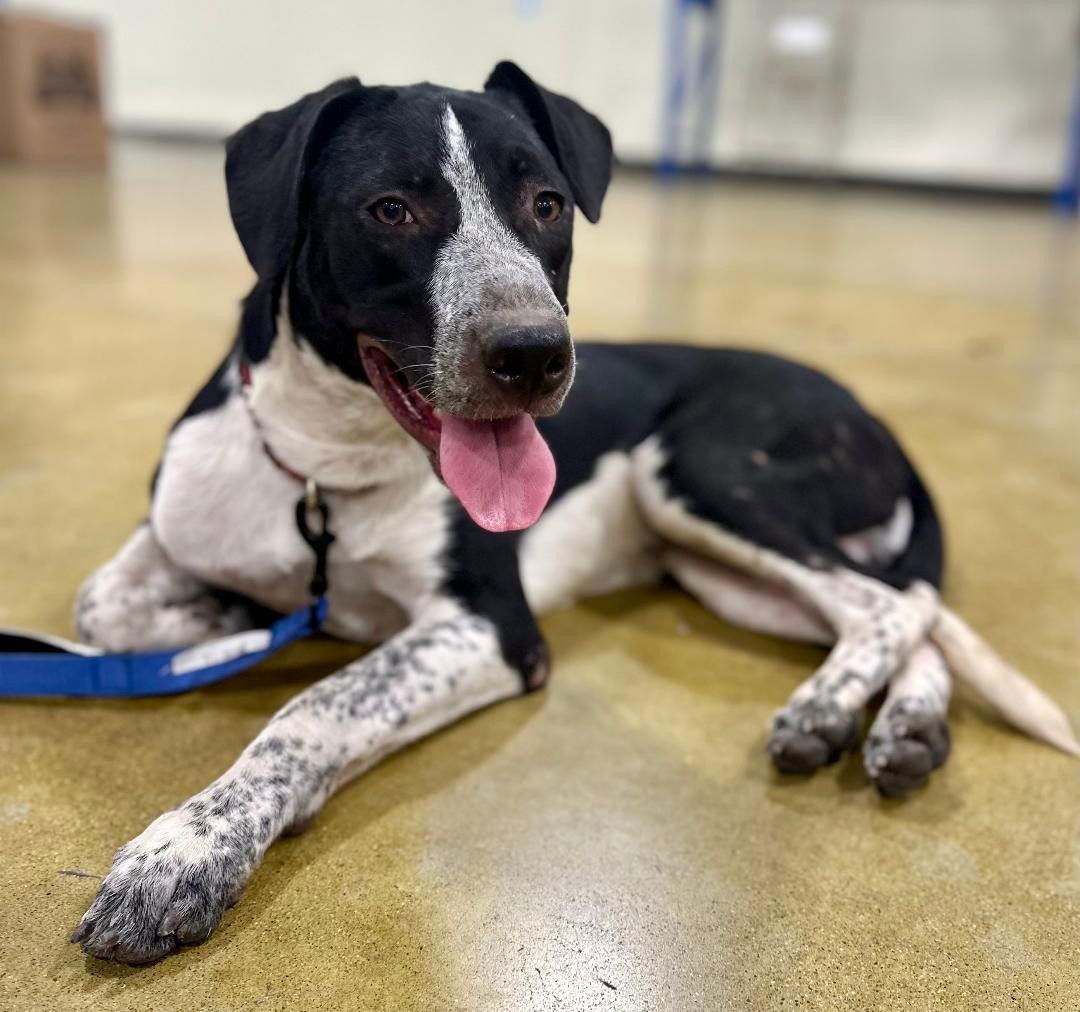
[768,698,859,774]
[70,808,254,964]
[74,569,254,653]
[864,706,950,797]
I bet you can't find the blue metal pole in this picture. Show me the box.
[659,0,690,176]
[689,0,723,174]
[1052,47,1080,215]
[659,0,722,177]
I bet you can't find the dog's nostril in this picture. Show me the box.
[487,349,525,381]
[545,353,568,378]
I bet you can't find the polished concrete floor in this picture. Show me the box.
[1,142,1078,1010]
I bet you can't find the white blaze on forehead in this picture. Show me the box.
[436,104,555,295]
[430,104,565,408]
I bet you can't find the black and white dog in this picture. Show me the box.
[70,63,1077,964]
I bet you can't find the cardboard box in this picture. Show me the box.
[0,10,106,164]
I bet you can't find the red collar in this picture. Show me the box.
[237,358,323,489]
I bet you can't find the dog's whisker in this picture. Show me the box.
[378,338,435,353]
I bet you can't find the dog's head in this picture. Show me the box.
[225,63,612,532]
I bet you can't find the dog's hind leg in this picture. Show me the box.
[665,545,949,788]
[863,641,951,796]
[632,404,1079,773]
[633,437,941,776]
[658,511,1079,774]
[663,546,833,646]
[75,522,259,651]
[764,568,939,773]
[667,537,938,774]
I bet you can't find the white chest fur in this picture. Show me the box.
[152,343,453,643]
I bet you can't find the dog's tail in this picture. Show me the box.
[896,468,1078,756]
[931,606,1080,757]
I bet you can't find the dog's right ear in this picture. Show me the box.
[225,78,362,282]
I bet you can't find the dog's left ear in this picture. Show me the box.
[484,61,613,223]
[225,77,363,281]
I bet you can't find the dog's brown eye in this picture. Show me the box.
[534,192,563,222]
[371,198,414,226]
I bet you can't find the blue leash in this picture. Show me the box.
[0,598,327,697]
[0,485,336,699]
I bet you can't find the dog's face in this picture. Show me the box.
[225,64,612,532]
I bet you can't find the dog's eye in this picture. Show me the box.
[533,192,563,223]
[371,198,414,226]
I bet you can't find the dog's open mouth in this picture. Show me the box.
[359,341,556,534]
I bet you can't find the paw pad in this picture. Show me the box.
[768,699,859,774]
[864,710,950,797]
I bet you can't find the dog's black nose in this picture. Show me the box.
[483,327,572,402]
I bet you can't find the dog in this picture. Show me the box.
[68,63,1078,964]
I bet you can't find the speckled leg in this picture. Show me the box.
[71,605,524,964]
[660,542,942,777]
[767,571,939,774]
[863,641,952,796]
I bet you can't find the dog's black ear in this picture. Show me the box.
[225,78,362,281]
[484,61,613,223]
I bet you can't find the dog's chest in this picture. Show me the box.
[151,396,451,641]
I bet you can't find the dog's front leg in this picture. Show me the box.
[76,522,259,651]
[71,603,534,964]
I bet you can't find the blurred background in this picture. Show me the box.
[3,0,1079,190]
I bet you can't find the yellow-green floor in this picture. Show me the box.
[1,143,1078,1010]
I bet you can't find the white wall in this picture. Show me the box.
[9,0,665,160]
[711,0,1080,188]
[12,0,1080,188]
[843,1,1078,187]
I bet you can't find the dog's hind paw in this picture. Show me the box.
[70,809,252,964]
[767,698,859,774]
[863,708,950,797]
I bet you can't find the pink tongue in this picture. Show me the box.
[439,414,556,532]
